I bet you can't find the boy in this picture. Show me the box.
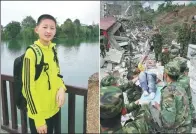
[22,14,67,134]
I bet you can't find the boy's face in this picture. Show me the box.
[35,19,56,42]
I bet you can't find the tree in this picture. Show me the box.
[74,19,81,37]
[21,16,36,28]
[61,18,76,38]
[4,21,21,38]
[158,3,165,12]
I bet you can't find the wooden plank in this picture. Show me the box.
[9,81,18,129]
[1,74,14,82]
[1,125,19,133]
[68,93,75,133]
[66,85,87,96]
[1,80,9,126]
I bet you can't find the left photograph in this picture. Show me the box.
[1,1,100,133]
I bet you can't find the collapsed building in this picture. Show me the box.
[100,2,196,132]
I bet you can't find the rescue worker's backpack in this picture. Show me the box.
[13,44,59,111]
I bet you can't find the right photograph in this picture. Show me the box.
[100,1,196,133]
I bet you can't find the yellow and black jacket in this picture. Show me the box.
[22,39,66,127]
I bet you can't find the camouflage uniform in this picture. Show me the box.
[100,86,148,133]
[150,29,163,62]
[103,36,109,52]
[177,22,190,58]
[100,43,106,58]
[160,44,171,66]
[143,62,192,133]
[190,15,196,44]
[174,57,195,122]
[118,79,143,118]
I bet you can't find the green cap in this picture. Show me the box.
[101,75,117,87]
[164,61,180,76]
[162,44,169,49]
[100,86,123,119]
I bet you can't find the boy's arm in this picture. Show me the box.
[22,49,45,127]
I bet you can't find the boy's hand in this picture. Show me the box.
[36,124,47,134]
[153,101,161,111]
[131,76,139,83]
[56,87,65,107]
[134,99,140,105]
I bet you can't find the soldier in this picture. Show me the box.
[100,43,106,58]
[170,48,179,61]
[160,44,171,66]
[147,62,192,133]
[174,57,196,126]
[103,35,109,52]
[101,70,143,118]
[177,21,190,58]
[100,86,149,133]
[150,26,163,62]
[190,15,196,44]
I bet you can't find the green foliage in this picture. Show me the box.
[73,19,81,37]
[21,16,36,28]
[187,2,196,7]
[22,27,37,39]
[4,21,21,39]
[158,3,165,12]
[61,18,76,38]
[2,16,98,40]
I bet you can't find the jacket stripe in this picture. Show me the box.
[24,58,34,114]
[26,58,37,114]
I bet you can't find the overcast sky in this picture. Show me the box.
[1,1,100,27]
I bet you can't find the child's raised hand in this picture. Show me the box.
[56,87,65,107]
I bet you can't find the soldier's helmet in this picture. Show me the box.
[170,48,179,58]
[173,57,188,71]
[162,44,169,49]
[101,75,117,87]
[192,15,196,22]
[164,61,180,76]
[100,86,124,119]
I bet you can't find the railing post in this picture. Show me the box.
[9,81,18,129]
[1,80,9,126]
[86,72,99,133]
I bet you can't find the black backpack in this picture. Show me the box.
[13,44,59,111]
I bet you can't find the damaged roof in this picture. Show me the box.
[100,17,116,31]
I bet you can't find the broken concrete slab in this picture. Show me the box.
[108,35,122,51]
[107,62,113,70]
[104,48,124,63]
[109,21,122,35]
[114,36,129,41]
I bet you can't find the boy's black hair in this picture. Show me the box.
[100,113,121,128]
[167,74,179,81]
[37,14,57,26]
[127,69,139,80]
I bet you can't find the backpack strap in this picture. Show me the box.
[28,44,43,65]
[26,44,44,81]
[52,46,63,79]
[52,46,59,67]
